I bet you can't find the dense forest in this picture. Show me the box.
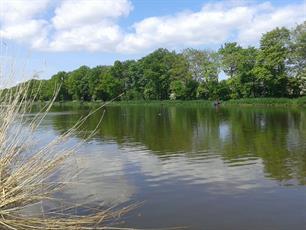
[14,22,306,101]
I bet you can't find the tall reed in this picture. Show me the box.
[0,81,134,229]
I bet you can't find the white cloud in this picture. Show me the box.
[0,0,305,53]
[48,22,123,52]
[52,0,132,30]
[0,0,132,52]
[0,0,50,23]
[237,3,306,45]
[0,0,50,47]
[1,20,46,40]
[117,1,306,52]
[45,0,132,52]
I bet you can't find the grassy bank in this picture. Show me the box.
[222,97,306,107]
[48,97,306,108]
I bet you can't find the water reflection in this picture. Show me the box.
[61,147,136,207]
[47,105,306,186]
[35,105,306,229]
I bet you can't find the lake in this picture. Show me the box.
[35,104,306,229]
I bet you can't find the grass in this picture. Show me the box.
[48,97,306,108]
[0,83,135,229]
[222,97,306,107]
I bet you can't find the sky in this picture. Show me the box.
[0,0,305,82]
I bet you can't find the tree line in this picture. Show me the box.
[15,21,306,101]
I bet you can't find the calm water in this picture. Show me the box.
[35,104,306,229]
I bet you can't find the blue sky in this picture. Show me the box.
[0,0,305,83]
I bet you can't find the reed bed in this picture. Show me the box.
[0,82,135,229]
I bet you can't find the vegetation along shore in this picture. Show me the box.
[48,97,306,108]
[4,22,306,105]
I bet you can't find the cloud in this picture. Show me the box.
[0,0,50,23]
[0,0,132,52]
[117,1,306,52]
[52,0,132,30]
[46,0,132,52]
[0,0,50,46]
[0,0,305,53]
[117,5,250,52]
[47,23,123,52]
[237,3,306,45]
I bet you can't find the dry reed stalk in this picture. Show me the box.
[0,82,135,230]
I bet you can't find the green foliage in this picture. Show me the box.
[219,42,242,78]
[170,80,186,100]
[183,48,219,99]
[18,21,306,102]
[96,70,122,101]
[219,43,257,98]
[217,80,231,100]
[67,66,90,100]
[253,27,291,97]
[290,21,306,96]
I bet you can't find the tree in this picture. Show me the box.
[217,80,231,100]
[253,27,290,97]
[168,54,192,99]
[111,60,144,100]
[50,71,70,101]
[219,43,242,78]
[140,48,178,100]
[12,23,306,102]
[67,66,91,100]
[290,21,306,96]
[183,48,219,99]
[87,66,109,101]
[170,80,186,100]
[95,70,122,101]
[236,47,257,97]
[219,43,257,98]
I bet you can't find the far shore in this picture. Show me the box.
[35,97,306,108]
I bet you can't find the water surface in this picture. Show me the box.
[37,104,306,229]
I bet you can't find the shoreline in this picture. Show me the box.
[36,97,306,108]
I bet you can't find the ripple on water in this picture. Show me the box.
[119,145,267,190]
